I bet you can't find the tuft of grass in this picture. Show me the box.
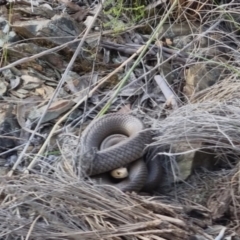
[103,0,145,32]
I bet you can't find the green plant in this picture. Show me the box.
[103,0,145,32]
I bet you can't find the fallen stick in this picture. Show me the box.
[154,75,179,110]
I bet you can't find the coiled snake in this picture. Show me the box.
[81,114,162,192]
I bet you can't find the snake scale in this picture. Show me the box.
[81,113,162,192]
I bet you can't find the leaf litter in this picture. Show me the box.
[0,0,240,239]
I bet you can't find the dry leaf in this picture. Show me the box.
[21,75,43,90]
[36,85,55,99]
[28,100,75,123]
[117,104,131,114]
[10,76,21,90]
[10,88,29,99]
[35,88,45,97]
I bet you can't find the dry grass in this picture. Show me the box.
[170,163,240,235]
[151,77,240,155]
[1,0,240,239]
[1,77,240,239]
[0,172,191,240]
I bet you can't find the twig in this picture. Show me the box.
[0,26,146,72]
[214,227,226,240]
[24,42,144,172]
[100,40,189,60]
[0,38,81,72]
[156,214,186,228]
[154,75,179,110]
[97,0,178,117]
[0,144,25,157]
[8,1,103,176]
[26,215,41,240]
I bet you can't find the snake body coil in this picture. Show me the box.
[81,114,161,192]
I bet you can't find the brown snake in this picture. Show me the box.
[81,114,162,192]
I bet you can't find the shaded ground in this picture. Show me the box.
[0,0,240,239]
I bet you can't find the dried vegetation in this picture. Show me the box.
[0,0,240,239]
